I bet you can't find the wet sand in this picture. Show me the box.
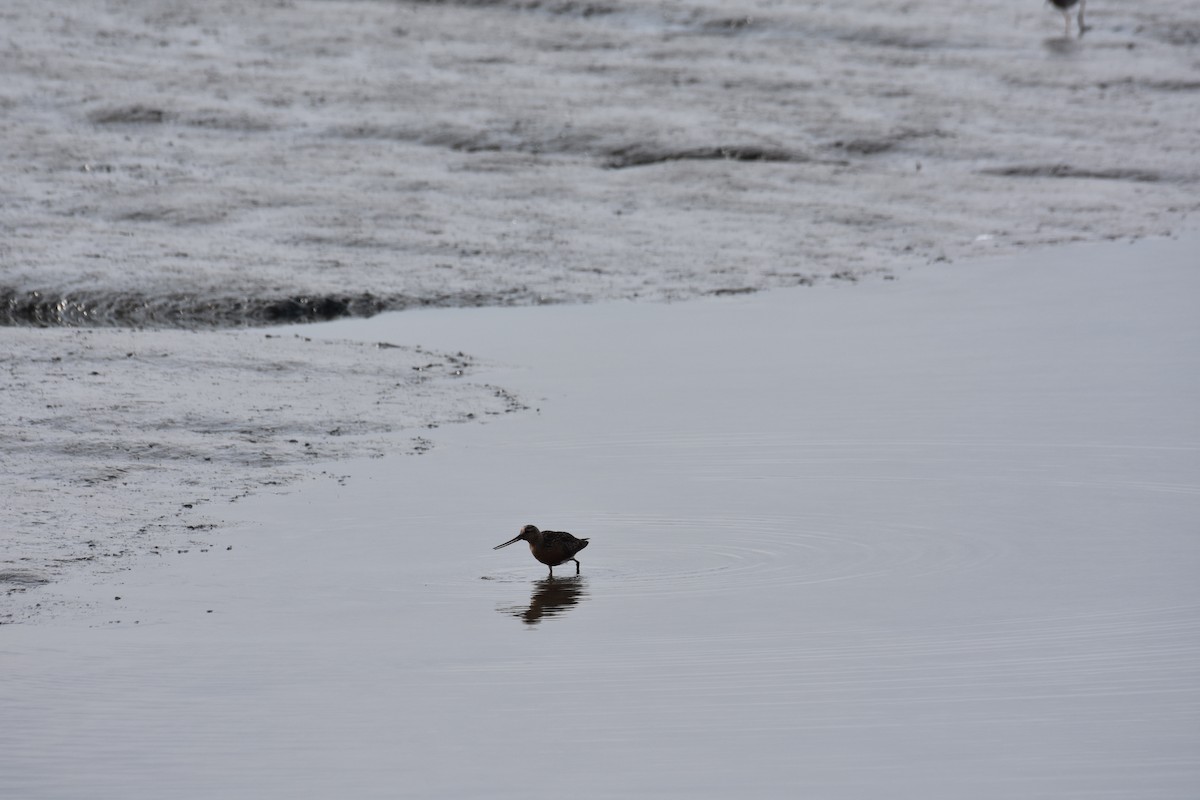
[2,234,1197,798]
[1,329,520,623]
[4,0,1198,323]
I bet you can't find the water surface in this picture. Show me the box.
[3,236,1198,798]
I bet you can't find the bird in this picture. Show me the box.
[1048,0,1087,38]
[494,524,589,577]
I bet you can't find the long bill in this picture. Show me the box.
[493,534,523,550]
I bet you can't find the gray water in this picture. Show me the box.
[3,235,1197,798]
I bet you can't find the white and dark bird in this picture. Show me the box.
[1049,0,1087,37]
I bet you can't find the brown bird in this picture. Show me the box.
[494,524,589,577]
[1048,0,1086,37]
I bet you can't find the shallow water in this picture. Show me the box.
[3,235,1197,798]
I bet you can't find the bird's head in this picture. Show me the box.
[494,524,540,550]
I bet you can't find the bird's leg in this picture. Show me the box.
[1061,9,1071,37]
[1077,0,1087,36]
[572,558,580,575]
[547,565,554,578]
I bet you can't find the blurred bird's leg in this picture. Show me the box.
[1077,0,1087,36]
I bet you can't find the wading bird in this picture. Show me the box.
[1049,0,1086,37]
[494,524,589,577]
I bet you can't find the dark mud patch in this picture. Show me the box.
[829,138,900,156]
[1,290,387,327]
[836,28,938,51]
[1096,78,1200,93]
[89,104,169,125]
[332,124,807,170]
[700,16,761,34]
[331,121,601,158]
[980,164,1163,183]
[0,287,558,328]
[829,128,950,157]
[603,144,807,169]
[1,570,51,590]
[88,104,274,131]
[184,111,276,132]
[710,273,824,296]
[112,205,233,226]
[407,0,617,17]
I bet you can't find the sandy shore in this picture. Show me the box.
[1,328,520,623]
[3,0,1198,323]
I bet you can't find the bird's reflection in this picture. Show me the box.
[1042,36,1080,56]
[499,576,589,626]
